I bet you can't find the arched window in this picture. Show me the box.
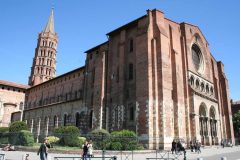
[206,84,209,94]
[192,44,204,72]
[53,115,58,128]
[75,112,80,127]
[63,114,67,126]
[128,63,134,80]
[196,79,200,89]
[210,106,217,137]
[210,87,214,95]
[200,82,205,92]
[89,110,93,129]
[189,76,195,86]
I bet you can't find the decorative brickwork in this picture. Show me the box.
[3,9,233,149]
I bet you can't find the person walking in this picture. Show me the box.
[88,140,94,158]
[82,141,89,160]
[37,138,51,160]
[196,140,201,154]
[171,140,177,154]
[190,140,194,152]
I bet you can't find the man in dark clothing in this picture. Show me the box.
[37,138,51,160]
[190,141,194,152]
[171,140,177,154]
[82,141,88,160]
[177,140,185,154]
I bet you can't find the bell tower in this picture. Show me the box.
[28,9,58,86]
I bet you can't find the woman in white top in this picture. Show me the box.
[87,140,94,157]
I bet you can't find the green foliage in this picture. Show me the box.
[64,126,80,136]
[110,130,139,150]
[53,126,66,138]
[110,141,122,150]
[89,129,111,137]
[78,137,86,146]
[8,130,34,146]
[47,136,60,144]
[233,111,240,133]
[9,121,28,132]
[88,129,110,149]
[0,127,9,144]
[18,130,34,146]
[0,132,9,144]
[0,127,9,133]
[53,126,80,147]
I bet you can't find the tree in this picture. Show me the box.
[233,111,240,136]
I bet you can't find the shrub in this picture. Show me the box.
[9,121,28,132]
[18,130,34,146]
[53,126,81,147]
[0,127,9,133]
[0,127,9,144]
[110,130,139,150]
[0,132,9,144]
[110,141,122,150]
[8,130,34,146]
[88,129,110,149]
[53,126,66,138]
[78,137,86,146]
[47,136,59,144]
[62,126,80,147]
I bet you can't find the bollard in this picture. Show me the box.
[102,150,105,160]
[113,156,117,160]
[197,158,203,160]
[221,157,227,160]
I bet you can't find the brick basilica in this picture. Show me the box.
[7,9,234,149]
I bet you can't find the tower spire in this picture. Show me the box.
[28,8,58,86]
[43,9,55,33]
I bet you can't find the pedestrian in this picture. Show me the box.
[221,139,225,148]
[88,140,94,158]
[190,140,194,152]
[37,138,51,160]
[82,141,89,160]
[171,140,177,154]
[196,140,201,154]
[177,140,185,155]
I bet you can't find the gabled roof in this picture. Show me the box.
[180,22,209,45]
[43,9,55,33]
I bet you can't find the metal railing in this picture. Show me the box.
[53,156,117,160]
[146,150,186,160]
[0,154,5,160]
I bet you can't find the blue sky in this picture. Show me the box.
[0,0,239,101]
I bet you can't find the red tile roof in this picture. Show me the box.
[0,80,29,89]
